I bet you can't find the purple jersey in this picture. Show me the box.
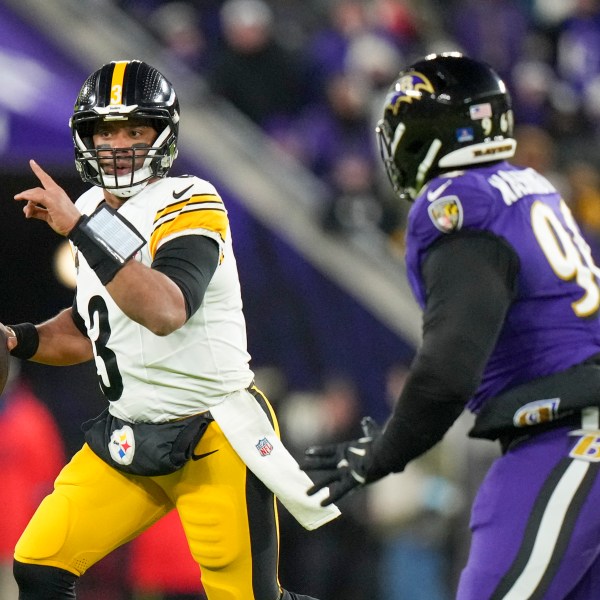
[405,161,600,412]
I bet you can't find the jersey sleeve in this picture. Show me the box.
[406,171,498,306]
[149,188,228,260]
[409,172,497,248]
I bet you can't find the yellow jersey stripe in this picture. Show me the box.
[153,194,223,224]
[154,199,188,223]
[149,209,228,258]
[153,203,226,234]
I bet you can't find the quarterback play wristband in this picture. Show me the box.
[68,204,145,285]
[7,323,39,359]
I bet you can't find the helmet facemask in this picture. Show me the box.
[73,116,178,198]
[376,118,443,201]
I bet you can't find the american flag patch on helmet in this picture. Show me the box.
[470,102,492,120]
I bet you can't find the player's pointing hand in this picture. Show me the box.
[14,159,81,236]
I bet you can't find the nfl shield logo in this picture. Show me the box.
[256,437,274,456]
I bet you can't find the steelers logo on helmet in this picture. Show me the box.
[70,60,180,198]
[376,53,517,202]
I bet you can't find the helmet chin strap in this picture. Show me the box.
[110,179,150,199]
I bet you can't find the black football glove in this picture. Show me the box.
[302,416,381,506]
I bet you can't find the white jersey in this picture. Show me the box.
[72,175,254,423]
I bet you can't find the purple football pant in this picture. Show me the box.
[457,425,600,599]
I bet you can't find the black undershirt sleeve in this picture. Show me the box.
[71,295,88,336]
[151,235,220,320]
[368,230,520,480]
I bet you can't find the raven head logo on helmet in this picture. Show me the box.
[387,73,435,112]
[70,60,180,198]
[376,52,517,201]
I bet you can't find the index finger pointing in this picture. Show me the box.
[29,159,57,189]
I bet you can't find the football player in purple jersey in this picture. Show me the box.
[303,52,600,599]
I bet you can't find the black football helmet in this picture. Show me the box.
[376,52,516,201]
[70,60,180,197]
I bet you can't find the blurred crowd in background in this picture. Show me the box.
[115,1,600,598]
[6,0,600,599]
[116,0,600,263]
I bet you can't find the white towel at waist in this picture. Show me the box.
[209,387,341,530]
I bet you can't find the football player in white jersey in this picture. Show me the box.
[2,60,338,600]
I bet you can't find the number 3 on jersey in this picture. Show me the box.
[532,199,600,317]
[87,295,124,400]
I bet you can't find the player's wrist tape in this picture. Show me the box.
[68,204,145,285]
[8,323,39,360]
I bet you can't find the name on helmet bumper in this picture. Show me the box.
[93,104,139,120]
[438,139,517,169]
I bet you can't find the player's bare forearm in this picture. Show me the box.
[33,308,94,365]
[106,260,187,336]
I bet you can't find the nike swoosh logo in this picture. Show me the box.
[427,180,452,202]
[191,449,219,461]
[172,184,194,200]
